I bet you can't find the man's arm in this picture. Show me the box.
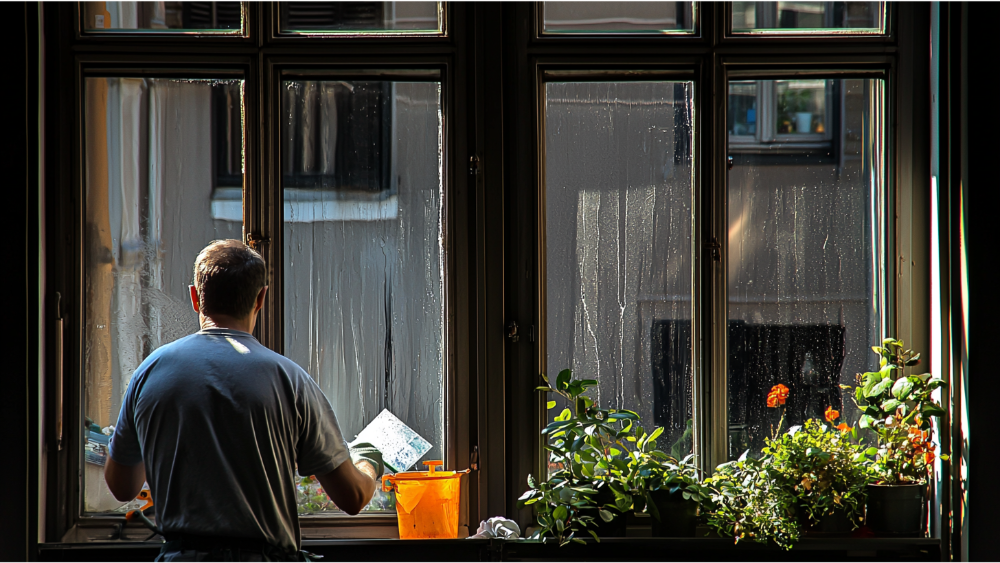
[104,458,146,502]
[315,460,376,516]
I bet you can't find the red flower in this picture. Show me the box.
[825,406,840,422]
[767,384,790,408]
[835,423,851,433]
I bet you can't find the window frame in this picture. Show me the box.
[65,55,258,535]
[41,1,941,553]
[46,2,479,542]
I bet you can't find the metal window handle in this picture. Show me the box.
[246,232,270,251]
[506,321,519,343]
[706,238,722,262]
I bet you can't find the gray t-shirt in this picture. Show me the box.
[108,328,350,551]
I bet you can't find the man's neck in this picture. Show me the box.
[199,313,253,334]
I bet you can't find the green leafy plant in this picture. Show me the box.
[519,369,676,545]
[639,452,711,523]
[853,338,948,484]
[704,452,801,550]
[763,418,871,531]
[704,385,871,549]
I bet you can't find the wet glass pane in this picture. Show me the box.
[731,1,884,34]
[282,79,444,514]
[81,2,245,34]
[727,78,885,459]
[278,2,443,35]
[83,77,244,512]
[544,81,695,462]
[543,2,696,34]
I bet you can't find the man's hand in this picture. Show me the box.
[349,443,385,480]
[355,459,378,480]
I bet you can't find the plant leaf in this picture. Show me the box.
[891,378,914,400]
[556,369,572,391]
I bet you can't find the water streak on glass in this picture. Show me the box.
[282,80,444,513]
[544,81,695,460]
[731,1,884,34]
[726,78,885,459]
[81,2,245,34]
[278,2,443,35]
[543,2,696,34]
[83,77,245,512]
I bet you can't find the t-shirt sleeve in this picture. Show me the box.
[295,371,351,477]
[108,370,144,466]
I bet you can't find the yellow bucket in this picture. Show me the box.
[382,461,469,539]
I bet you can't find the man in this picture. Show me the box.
[104,240,380,561]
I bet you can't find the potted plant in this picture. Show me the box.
[852,338,948,536]
[518,369,643,544]
[764,416,871,535]
[704,451,802,550]
[703,383,801,549]
[703,384,872,548]
[778,87,814,133]
[640,453,710,537]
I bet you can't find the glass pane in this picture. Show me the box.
[278,2,443,35]
[543,2,696,34]
[282,78,444,514]
[544,81,696,463]
[776,79,827,136]
[726,78,885,459]
[83,77,244,512]
[81,2,244,34]
[732,2,884,34]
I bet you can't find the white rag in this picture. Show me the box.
[467,517,521,540]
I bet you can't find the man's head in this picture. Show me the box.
[191,240,268,322]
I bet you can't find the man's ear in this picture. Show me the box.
[254,286,268,315]
[189,285,200,314]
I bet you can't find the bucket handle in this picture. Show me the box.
[380,460,446,492]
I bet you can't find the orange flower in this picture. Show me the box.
[836,423,851,433]
[767,384,790,407]
[825,406,840,422]
[925,451,935,464]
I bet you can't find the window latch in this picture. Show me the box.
[727,155,734,170]
[469,155,480,176]
[246,232,270,251]
[506,321,519,343]
[706,238,722,262]
[470,445,479,471]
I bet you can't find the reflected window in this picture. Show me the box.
[542,2,696,34]
[81,2,245,34]
[731,1,884,34]
[281,77,444,514]
[277,2,444,35]
[729,79,834,153]
[726,78,885,459]
[82,77,244,512]
[543,80,696,460]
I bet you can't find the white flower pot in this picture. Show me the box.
[795,112,813,134]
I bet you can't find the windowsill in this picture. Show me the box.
[37,536,942,561]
